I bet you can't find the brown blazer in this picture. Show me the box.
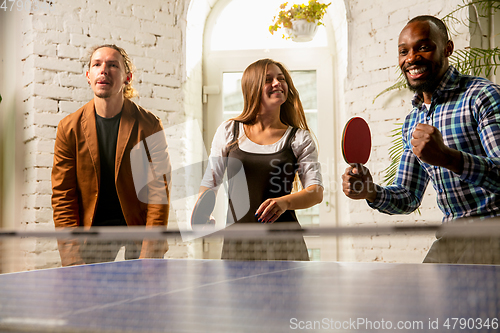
[52,99,170,266]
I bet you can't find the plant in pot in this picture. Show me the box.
[269,0,331,42]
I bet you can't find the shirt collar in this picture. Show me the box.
[411,65,460,108]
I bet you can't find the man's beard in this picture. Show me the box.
[95,91,113,99]
[404,60,444,95]
[406,75,442,94]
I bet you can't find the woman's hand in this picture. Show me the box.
[255,197,290,223]
[255,185,323,223]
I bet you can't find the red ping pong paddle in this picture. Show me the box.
[341,117,371,164]
[191,189,216,226]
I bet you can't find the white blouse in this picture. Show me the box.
[201,120,323,190]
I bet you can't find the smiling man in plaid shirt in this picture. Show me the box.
[342,15,500,263]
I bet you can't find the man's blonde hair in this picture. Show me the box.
[87,44,138,99]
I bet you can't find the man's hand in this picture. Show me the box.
[342,164,377,202]
[411,123,463,173]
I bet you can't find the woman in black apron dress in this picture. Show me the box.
[197,58,323,260]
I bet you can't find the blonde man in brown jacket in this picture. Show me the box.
[52,45,171,266]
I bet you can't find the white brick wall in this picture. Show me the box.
[6,0,473,269]
[14,0,189,269]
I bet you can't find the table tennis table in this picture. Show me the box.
[0,259,498,332]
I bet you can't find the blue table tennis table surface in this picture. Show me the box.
[0,259,499,332]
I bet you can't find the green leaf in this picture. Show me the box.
[381,124,403,186]
[449,47,500,77]
[442,0,500,35]
[373,76,407,102]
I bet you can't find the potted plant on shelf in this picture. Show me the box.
[269,0,331,42]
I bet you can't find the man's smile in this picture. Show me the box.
[409,66,427,76]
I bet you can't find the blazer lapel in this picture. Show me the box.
[81,99,100,180]
[115,99,137,180]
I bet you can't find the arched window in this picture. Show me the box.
[209,0,328,51]
[184,0,348,260]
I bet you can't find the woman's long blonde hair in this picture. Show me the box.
[232,59,309,130]
[232,59,313,192]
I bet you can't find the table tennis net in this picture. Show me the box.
[1,219,500,273]
[1,221,500,333]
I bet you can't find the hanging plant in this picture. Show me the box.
[269,0,331,42]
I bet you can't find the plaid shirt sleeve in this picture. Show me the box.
[458,84,500,193]
[368,127,430,215]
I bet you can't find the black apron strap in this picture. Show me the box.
[286,127,299,149]
[227,120,240,225]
